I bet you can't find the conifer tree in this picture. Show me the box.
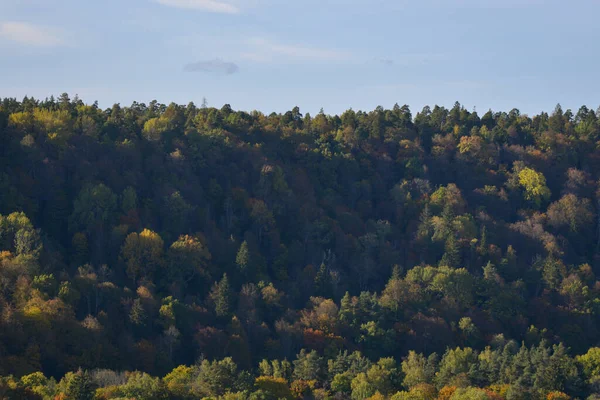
[211,274,232,318]
[66,369,96,400]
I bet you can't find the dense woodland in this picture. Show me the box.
[1,95,600,399]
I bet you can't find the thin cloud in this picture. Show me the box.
[370,54,446,67]
[0,21,66,47]
[242,37,351,63]
[154,0,239,13]
[184,59,239,75]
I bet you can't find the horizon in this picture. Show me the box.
[5,93,599,119]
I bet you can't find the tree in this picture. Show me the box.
[351,373,375,400]
[380,269,414,314]
[440,234,460,268]
[163,365,194,398]
[449,387,497,400]
[517,167,551,208]
[293,350,323,381]
[577,347,600,379]
[401,351,437,390]
[435,347,478,388]
[120,371,168,400]
[69,184,117,263]
[255,376,294,400]
[167,234,211,285]
[236,241,250,272]
[547,194,594,234]
[0,212,42,259]
[66,369,95,400]
[332,372,353,394]
[121,186,138,214]
[366,358,400,395]
[20,371,52,398]
[314,262,332,297]
[130,298,146,326]
[121,229,164,283]
[210,274,232,318]
[196,358,239,397]
[143,116,169,141]
[431,267,474,308]
[459,317,480,347]
[249,199,275,243]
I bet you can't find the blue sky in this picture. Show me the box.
[1,0,599,115]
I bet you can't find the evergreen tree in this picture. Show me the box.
[441,234,461,268]
[236,241,250,272]
[314,262,332,296]
[211,274,232,318]
[339,292,353,325]
[66,369,96,400]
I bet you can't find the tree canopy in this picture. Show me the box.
[1,96,600,399]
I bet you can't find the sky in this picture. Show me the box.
[0,0,599,116]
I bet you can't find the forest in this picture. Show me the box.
[1,94,600,399]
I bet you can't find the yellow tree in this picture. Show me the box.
[518,167,551,208]
[121,229,164,283]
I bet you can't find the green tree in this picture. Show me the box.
[196,358,239,397]
[401,351,437,390]
[435,347,478,388]
[331,372,353,394]
[440,234,460,268]
[236,240,250,272]
[351,372,375,400]
[293,350,323,381]
[66,369,96,400]
[314,262,332,297]
[210,274,232,318]
[577,347,600,379]
[120,371,168,400]
[69,183,117,262]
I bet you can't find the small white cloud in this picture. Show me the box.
[184,59,239,75]
[154,0,240,13]
[0,21,66,47]
[241,37,350,63]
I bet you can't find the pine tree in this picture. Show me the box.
[441,202,455,225]
[441,234,460,268]
[391,265,402,281]
[339,292,353,325]
[236,241,250,272]
[211,274,232,318]
[483,261,499,282]
[293,349,323,381]
[417,204,433,240]
[477,225,487,255]
[66,369,96,400]
[314,262,331,296]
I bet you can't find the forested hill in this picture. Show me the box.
[1,95,600,399]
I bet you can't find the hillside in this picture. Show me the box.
[1,95,600,399]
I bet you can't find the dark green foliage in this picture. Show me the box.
[210,274,232,318]
[66,369,96,400]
